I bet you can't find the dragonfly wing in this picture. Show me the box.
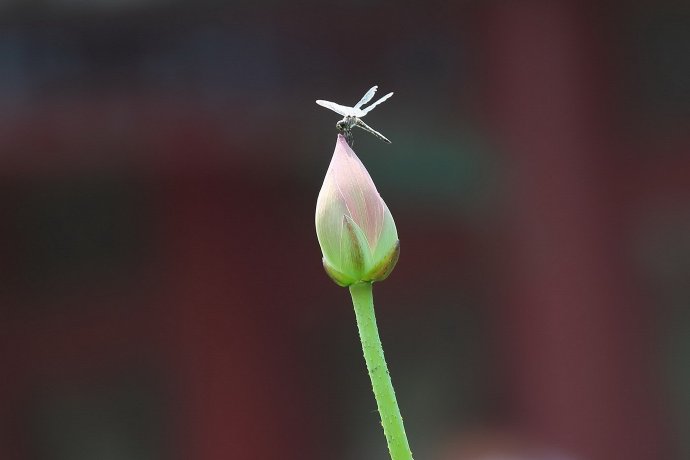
[355,118,391,144]
[316,100,354,116]
[354,85,378,110]
[361,92,393,115]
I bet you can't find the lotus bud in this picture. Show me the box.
[315,135,400,286]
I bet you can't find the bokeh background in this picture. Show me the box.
[1,1,689,459]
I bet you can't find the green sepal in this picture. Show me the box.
[321,216,372,287]
[364,240,400,282]
[339,215,372,278]
[322,258,356,287]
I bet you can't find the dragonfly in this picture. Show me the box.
[316,85,393,145]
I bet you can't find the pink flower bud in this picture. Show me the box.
[315,135,399,286]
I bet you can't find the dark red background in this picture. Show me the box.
[1,2,689,460]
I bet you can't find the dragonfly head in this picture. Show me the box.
[335,116,357,147]
[336,116,357,132]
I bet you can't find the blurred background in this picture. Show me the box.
[0,1,689,459]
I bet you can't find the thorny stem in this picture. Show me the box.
[349,282,413,460]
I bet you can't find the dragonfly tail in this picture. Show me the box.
[355,119,391,144]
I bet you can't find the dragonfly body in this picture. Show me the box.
[316,86,393,145]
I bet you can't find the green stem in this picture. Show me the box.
[349,282,413,460]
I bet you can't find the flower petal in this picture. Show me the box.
[328,135,385,250]
[315,135,399,286]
